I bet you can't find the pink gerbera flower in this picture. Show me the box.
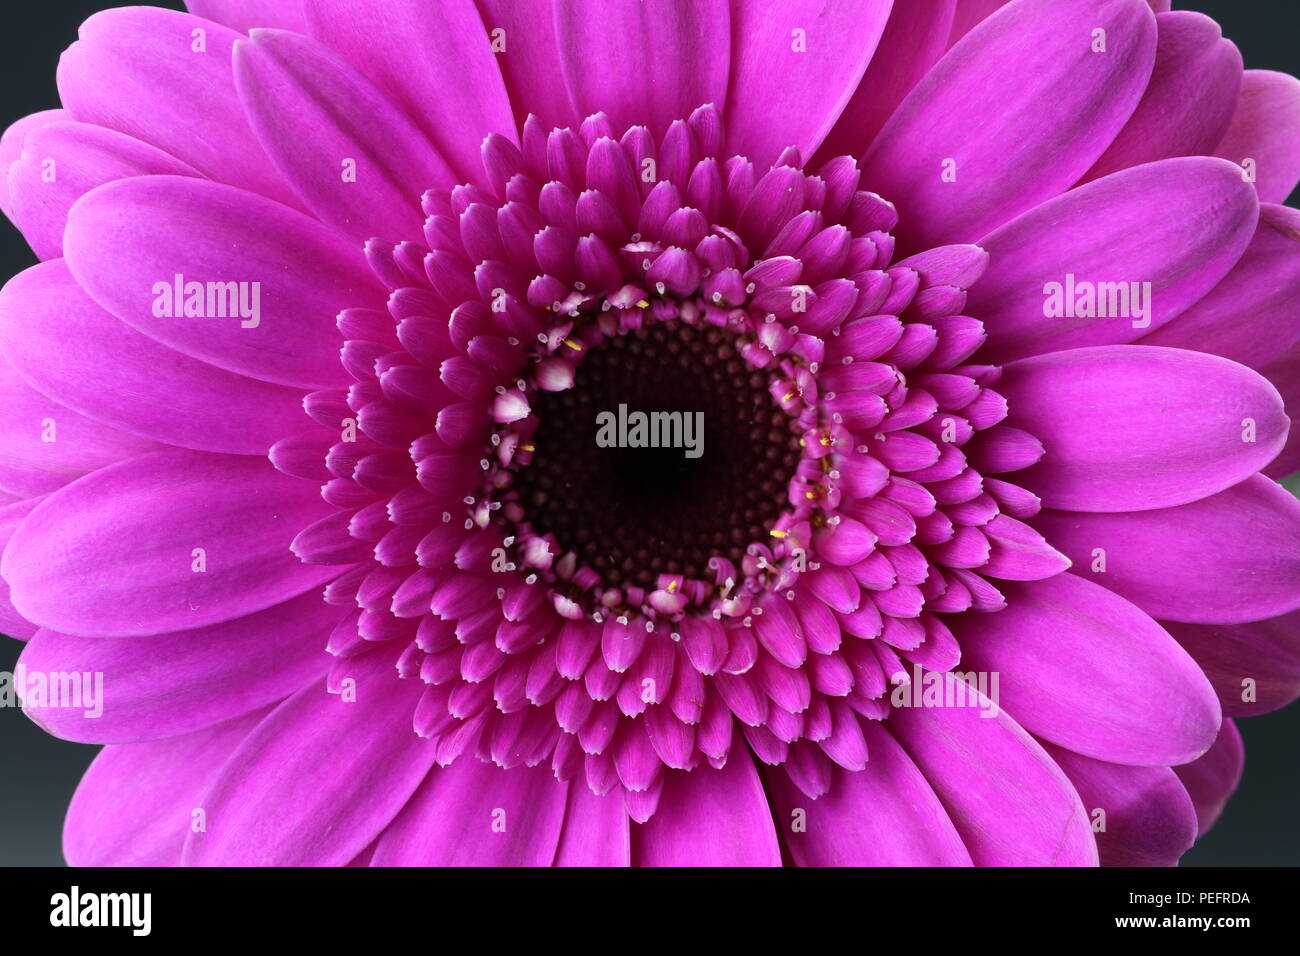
[2,0,1298,867]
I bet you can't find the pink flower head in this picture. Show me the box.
[1,0,1298,866]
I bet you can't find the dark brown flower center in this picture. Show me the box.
[508,320,802,597]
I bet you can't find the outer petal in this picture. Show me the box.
[861,0,1156,251]
[1036,476,1300,624]
[3,449,341,637]
[185,0,309,33]
[956,573,1221,766]
[817,0,956,163]
[233,29,453,242]
[768,722,972,866]
[1214,70,1300,204]
[998,346,1288,512]
[553,783,631,866]
[0,359,160,498]
[18,590,341,743]
[554,0,730,140]
[371,760,569,866]
[1045,745,1197,867]
[1165,611,1300,718]
[633,752,781,865]
[1082,12,1241,183]
[475,0,575,130]
[967,157,1258,361]
[64,707,269,867]
[183,646,438,866]
[0,259,312,455]
[1261,344,1300,479]
[888,673,1099,866]
[64,175,382,389]
[305,0,512,188]
[1139,204,1300,369]
[57,7,298,207]
[726,0,892,170]
[0,497,42,641]
[7,120,200,260]
[945,0,1005,48]
[1172,719,1244,836]
[0,110,68,221]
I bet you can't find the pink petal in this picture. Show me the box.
[1261,344,1300,479]
[1036,475,1300,624]
[0,260,311,455]
[183,646,438,865]
[726,0,892,170]
[476,0,575,130]
[888,672,1099,866]
[7,121,199,260]
[768,722,972,866]
[57,7,298,206]
[956,573,1221,766]
[999,346,1288,512]
[64,707,269,866]
[1140,204,1300,369]
[233,28,454,241]
[1165,610,1300,718]
[1172,719,1244,836]
[633,754,781,865]
[184,0,309,33]
[1214,70,1300,204]
[945,0,1006,48]
[862,0,1157,250]
[371,759,569,865]
[1045,745,1196,867]
[0,358,160,498]
[968,157,1259,361]
[817,0,957,162]
[0,110,68,222]
[18,589,339,743]
[553,782,631,866]
[0,497,42,641]
[64,175,382,389]
[979,512,1070,581]
[3,450,342,636]
[304,0,513,188]
[554,0,730,140]
[1082,11,1242,182]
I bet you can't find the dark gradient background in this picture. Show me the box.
[2,0,1298,867]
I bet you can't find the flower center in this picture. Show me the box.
[501,319,802,606]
